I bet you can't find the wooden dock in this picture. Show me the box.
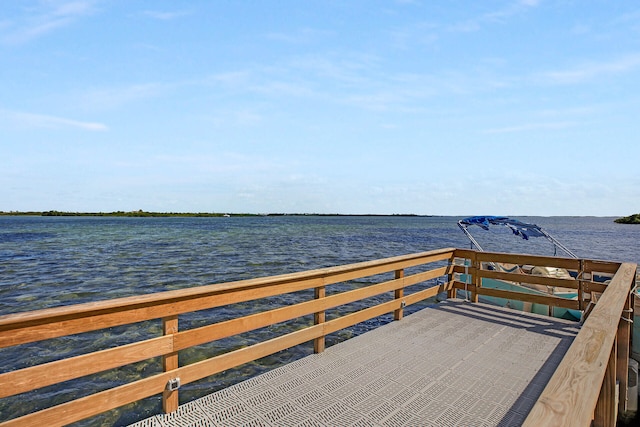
[129,300,579,427]
[0,248,635,427]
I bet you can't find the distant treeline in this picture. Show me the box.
[614,213,640,224]
[0,210,255,217]
[0,210,425,218]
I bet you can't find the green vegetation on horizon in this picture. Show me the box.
[0,210,255,217]
[614,213,640,224]
[0,210,423,218]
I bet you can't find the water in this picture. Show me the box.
[0,215,638,425]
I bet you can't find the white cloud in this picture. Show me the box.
[80,82,169,110]
[142,10,191,21]
[449,0,541,33]
[266,28,333,44]
[1,109,108,131]
[1,0,97,45]
[540,54,640,84]
[481,121,576,134]
[203,109,264,128]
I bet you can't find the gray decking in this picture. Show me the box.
[129,299,579,427]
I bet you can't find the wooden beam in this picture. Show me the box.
[394,269,405,321]
[173,272,408,351]
[314,286,326,353]
[474,286,580,310]
[0,325,325,427]
[0,370,172,427]
[474,251,581,271]
[480,269,580,290]
[0,335,173,399]
[171,266,450,352]
[594,342,617,427]
[584,259,621,275]
[471,252,480,303]
[523,262,636,427]
[0,277,322,348]
[162,316,179,413]
[616,293,632,414]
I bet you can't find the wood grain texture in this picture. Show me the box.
[393,269,405,321]
[314,286,326,353]
[0,335,173,399]
[522,262,636,427]
[162,316,179,413]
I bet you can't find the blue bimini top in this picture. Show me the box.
[458,216,546,240]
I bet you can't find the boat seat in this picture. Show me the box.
[495,263,524,274]
[531,266,572,279]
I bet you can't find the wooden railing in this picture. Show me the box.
[523,262,637,427]
[449,249,620,313]
[0,248,635,426]
[0,248,455,426]
[449,250,636,427]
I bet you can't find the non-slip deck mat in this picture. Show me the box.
[129,299,579,426]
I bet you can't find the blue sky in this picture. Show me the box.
[1,0,639,215]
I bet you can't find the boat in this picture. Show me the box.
[456,216,640,413]
[455,216,582,321]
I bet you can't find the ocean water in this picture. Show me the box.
[0,215,638,425]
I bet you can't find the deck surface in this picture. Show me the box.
[129,300,579,427]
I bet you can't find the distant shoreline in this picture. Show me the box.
[0,210,427,218]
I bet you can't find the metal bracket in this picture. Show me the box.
[166,377,181,391]
[401,300,406,309]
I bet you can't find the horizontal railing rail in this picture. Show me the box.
[450,249,620,313]
[0,248,456,426]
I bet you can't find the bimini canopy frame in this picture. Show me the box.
[457,216,578,259]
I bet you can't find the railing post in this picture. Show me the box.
[617,291,632,415]
[314,286,325,353]
[447,253,456,300]
[594,340,618,427]
[162,315,179,413]
[471,252,480,303]
[447,279,457,299]
[394,269,404,321]
[578,259,586,311]
[448,255,463,300]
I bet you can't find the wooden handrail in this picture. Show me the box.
[451,282,581,310]
[522,262,637,427]
[454,249,574,269]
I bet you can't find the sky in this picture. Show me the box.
[1,1,639,216]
